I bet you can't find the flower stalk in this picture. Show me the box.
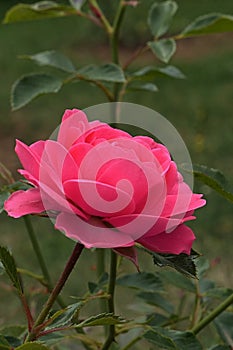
[23,216,52,289]
[192,291,233,335]
[102,250,117,350]
[25,242,84,342]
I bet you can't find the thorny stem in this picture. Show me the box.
[25,243,84,342]
[102,250,117,350]
[192,291,233,335]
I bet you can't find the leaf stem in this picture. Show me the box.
[102,250,117,350]
[25,242,84,342]
[191,291,233,335]
[88,0,113,35]
[123,45,149,70]
[121,335,143,350]
[111,0,126,103]
[20,293,34,332]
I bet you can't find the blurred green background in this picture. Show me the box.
[0,0,233,340]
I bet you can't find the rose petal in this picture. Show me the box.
[113,246,139,271]
[137,224,195,255]
[55,212,135,248]
[104,214,183,239]
[63,179,135,217]
[4,188,44,218]
[58,109,90,148]
[15,140,41,180]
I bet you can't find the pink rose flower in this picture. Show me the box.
[5,109,205,256]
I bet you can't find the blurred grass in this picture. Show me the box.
[0,0,233,342]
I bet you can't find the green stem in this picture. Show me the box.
[190,280,201,329]
[121,335,143,350]
[25,243,84,342]
[111,0,126,103]
[23,217,52,289]
[96,249,105,280]
[96,249,108,317]
[102,250,117,350]
[89,0,113,35]
[191,291,233,335]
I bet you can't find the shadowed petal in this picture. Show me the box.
[137,225,195,255]
[55,212,134,248]
[113,246,139,271]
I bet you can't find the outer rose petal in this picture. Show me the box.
[4,188,44,218]
[137,225,195,255]
[15,140,41,180]
[55,212,135,248]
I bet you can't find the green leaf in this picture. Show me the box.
[0,263,4,275]
[0,326,26,338]
[148,39,176,63]
[0,191,10,214]
[4,337,21,348]
[205,287,233,300]
[144,328,203,350]
[21,51,76,73]
[182,164,233,203]
[143,248,199,279]
[0,336,11,350]
[11,73,63,110]
[159,270,196,293]
[148,1,178,38]
[199,279,215,294]
[180,13,233,38]
[7,181,31,192]
[69,0,86,10]
[209,346,231,350]
[15,343,50,350]
[214,312,233,345]
[163,329,203,350]
[117,272,163,292]
[77,64,126,83]
[88,272,108,294]
[38,333,64,346]
[156,65,185,79]
[130,65,185,80]
[137,292,174,314]
[76,313,127,328]
[147,313,169,327]
[0,246,23,294]
[3,1,77,24]
[45,301,85,329]
[144,330,176,349]
[126,82,158,93]
[196,256,210,279]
